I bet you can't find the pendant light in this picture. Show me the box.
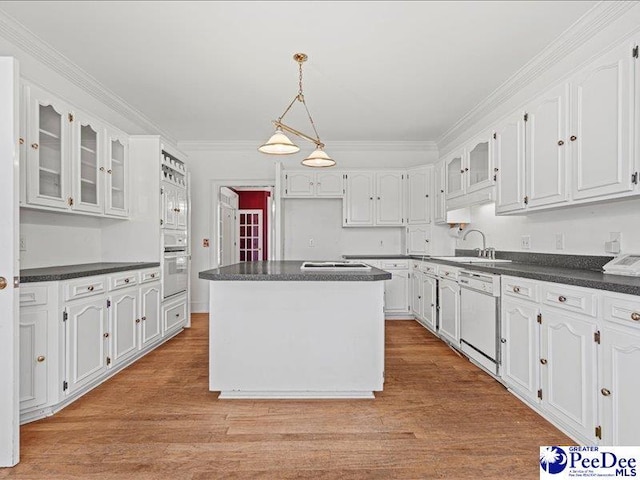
[258,53,335,167]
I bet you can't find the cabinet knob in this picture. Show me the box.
[103,332,109,338]
[418,296,421,299]
[570,135,577,141]
[107,169,112,174]
[558,295,567,303]
[87,285,94,291]
[601,388,611,397]
[440,189,444,193]
[558,140,565,146]
[36,355,45,363]
[460,169,465,174]
[369,197,373,200]
[425,239,429,243]
[100,167,105,172]
[540,358,548,365]
[175,313,180,317]
[0,277,6,290]
[500,338,506,344]
[141,316,146,321]
[31,143,39,150]
[513,286,521,293]
[445,272,450,276]
[150,274,156,278]
[464,167,469,172]
[19,137,24,145]
[631,312,640,321]
[135,318,141,324]
[124,278,130,284]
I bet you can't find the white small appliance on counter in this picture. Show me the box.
[602,254,640,276]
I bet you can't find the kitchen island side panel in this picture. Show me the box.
[208,280,385,396]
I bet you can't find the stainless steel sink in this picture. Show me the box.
[429,256,512,264]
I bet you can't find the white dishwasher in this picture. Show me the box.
[459,270,501,377]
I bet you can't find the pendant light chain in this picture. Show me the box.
[297,58,322,145]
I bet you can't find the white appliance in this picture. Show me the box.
[164,231,188,251]
[458,270,501,376]
[163,252,188,298]
[603,254,640,276]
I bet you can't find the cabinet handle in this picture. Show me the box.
[135,318,141,324]
[418,296,421,299]
[100,167,105,172]
[87,285,94,291]
[141,316,146,321]
[460,169,465,174]
[310,182,314,186]
[425,239,429,243]
[558,140,564,146]
[513,286,521,293]
[36,355,45,363]
[631,312,640,321]
[377,196,381,200]
[500,338,506,344]
[124,278,130,284]
[570,135,577,141]
[445,272,450,276]
[107,169,112,174]
[103,332,109,338]
[31,143,39,150]
[175,313,180,317]
[150,274,156,278]
[440,189,444,193]
[558,295,567,303]
[369,197,373,200]
[601,388,611,397]
[540,358,548,365]
[464,167,469,172]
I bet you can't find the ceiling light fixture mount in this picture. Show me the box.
[258,53,335,168]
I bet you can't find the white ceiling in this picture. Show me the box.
[0,1,597,143]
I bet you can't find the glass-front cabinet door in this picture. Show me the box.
[26,85,71,209]
[445,152,464,200]
[72,114,103,214]
[466,136,493,193]
[105,130,129,217]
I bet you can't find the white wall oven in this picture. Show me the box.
[163,251,188,299]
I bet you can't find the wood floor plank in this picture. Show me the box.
[1,314,571,479]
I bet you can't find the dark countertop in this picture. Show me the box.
[21,262,160,283]
[199,261,392,282]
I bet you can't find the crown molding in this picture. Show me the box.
[0,10,176,143]
[436,0,636,150]
[177,140,438,153]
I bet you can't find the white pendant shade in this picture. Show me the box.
[301,147,336,168]
[258,129,300,155]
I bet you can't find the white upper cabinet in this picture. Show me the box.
[570,41,635,201]
[375,171,404,225]
[344,171,404,227]
[465,136,493,193]
[104,130,129,217]
[494,112,526,214]
[434,161,446,224]
[282,171,344,198]
[406,225,431,255]
[445,151,464,200]
[26,85,71,210]
[406,167,431,224]
[71,113,104,214]
[525,83,570,208]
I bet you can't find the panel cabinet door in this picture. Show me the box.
[71,112,104,214]
[540,309,598,443]
[465,136,493,193]
[411,271,422,317]
[111,290,139,366]
[434,162,446,224]
[19,310,48,410]
[494,113,526,214]
[376,172,404,226]
[525,84,569,208]
[284,172,314,197]
[163,184,177,229]
[104,130,129,217]
[501,299,540,403]
[315,171,344,197]
[445,152,465,200]
[384,270,409,313]
[407,225,430,255]
[420,274,437,332]
[599,326,640,446]
[26,85,71,209]
[176,188,188,229]
[438,278,460,345]
[141,284,162,348]
[66,298,108,394]
[407,168,431,224]
[344,172,374,226]
[570,42,634,201]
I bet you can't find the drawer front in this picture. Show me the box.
[64,277,106,301]
[109,272,138,291]
[139,269,161,284]
[603,294,640,329]
[380,260,409,270]
[19,286,48,307]
[541,283,597,317]
[502,277,539,303]
[164,300,187,332]
[438,265,459,280]
[420,263,438,275]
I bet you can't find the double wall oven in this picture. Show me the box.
[163,231,188,299]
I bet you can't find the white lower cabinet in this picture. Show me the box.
[110,288,139,366]
[420,274,437,332]
[500,298,540,404]
[163,293,188,335]
[384,269,409,314]
[66,297,109,394]
[540,308,598,443]
[141,284,162,347]
[438,278,460,345]
[19,310,48,410]
[411,270,422,318]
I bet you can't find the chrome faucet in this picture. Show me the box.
[462,229,490,258]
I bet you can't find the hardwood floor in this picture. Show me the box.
[2,314,570,479]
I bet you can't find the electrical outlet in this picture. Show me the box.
[202,238,209,248]
[309,238,315,247]
[555,233,564,251]
[521,235,531,250]
[19,235,26,252]
[379,240,384,248]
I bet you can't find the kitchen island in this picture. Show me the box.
[199,261,391,399]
